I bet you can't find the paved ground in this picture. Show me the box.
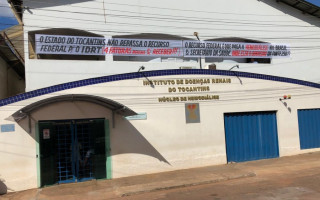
[121,173,320,200]
[120,155,320,200]
[1,152,320,200]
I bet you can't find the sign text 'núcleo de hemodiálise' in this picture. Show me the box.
[158,95,220,102]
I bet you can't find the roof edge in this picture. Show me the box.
[11,94,137,121]
[7,0,23,25]
[277,0,320,18]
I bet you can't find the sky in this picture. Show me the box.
[0,0,18,31]
[305,0,320,7]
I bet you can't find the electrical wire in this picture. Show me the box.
[1,30,320,51]
[12,87,319,107]
[0,1,319,57]
[20,7,320,29]
[2,23,320,43]
[2,70,320,106]
[18,15,320,33]
[20,0,320,19]
[2,1,320,28]
[1,2,320,105]
[1,8,320,41]
[9,6,320,31]
[1,0,320,35]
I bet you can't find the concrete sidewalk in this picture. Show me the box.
[2,151,320,200]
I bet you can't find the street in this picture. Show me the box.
[120,156,320,200]
[2,152,320,200]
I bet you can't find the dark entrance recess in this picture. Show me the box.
[38,119,107,186]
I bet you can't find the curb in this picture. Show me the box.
[121,171,256,197]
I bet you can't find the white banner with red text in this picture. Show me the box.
[183,40,290,58]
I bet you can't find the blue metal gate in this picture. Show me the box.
[298,109,320,149]
[224,111,279,162]
[55,120,95,184]
[55,122,74,184]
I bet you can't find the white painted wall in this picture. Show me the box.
[21,0,320,91]
[2,0,320,192]
[0,110,37,192]
[0,56,25,99]
[1,74,320,191]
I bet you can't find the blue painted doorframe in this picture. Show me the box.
[224,111,279,163]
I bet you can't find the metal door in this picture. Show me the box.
[224,111,279,162]
[298,109,320,149]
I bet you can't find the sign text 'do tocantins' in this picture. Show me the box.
[35,34,290,58]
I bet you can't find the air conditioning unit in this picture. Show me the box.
[207,64,217,70]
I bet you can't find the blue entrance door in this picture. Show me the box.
[224,111,279,162]
[298,109,320,149]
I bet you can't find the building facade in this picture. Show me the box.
[0,0,320,192]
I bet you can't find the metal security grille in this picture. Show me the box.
[76,121,94,182]
[55,121,95,183]
[55,122,74,183]
[39,119,106,186]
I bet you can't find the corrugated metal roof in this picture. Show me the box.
[277,0,320,18]
[0,25,25,79]
[7,0,23,24]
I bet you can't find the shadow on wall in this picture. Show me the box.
[14,109,170,166]
[112,116,171,165]
[0,178,7,195]
[260,0,320,27]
